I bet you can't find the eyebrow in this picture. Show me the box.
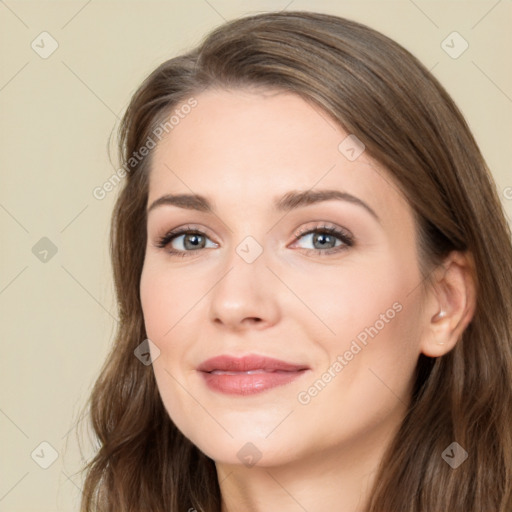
[147,189,380,222]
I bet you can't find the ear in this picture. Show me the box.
[420,251,477,358]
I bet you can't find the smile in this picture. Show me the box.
[197,355,310,395]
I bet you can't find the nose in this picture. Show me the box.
[208,246,281,331]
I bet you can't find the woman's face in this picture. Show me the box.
[140,87,428,469]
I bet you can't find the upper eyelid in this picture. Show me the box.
[159,223,348,237]
[293,223,351,237]
[166,225,218,242]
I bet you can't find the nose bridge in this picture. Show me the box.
[208,235,279,328]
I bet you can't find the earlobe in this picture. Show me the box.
[420,251,477,358]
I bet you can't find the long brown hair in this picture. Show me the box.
[78,11,512,512]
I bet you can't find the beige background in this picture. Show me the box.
[0,1,510,510]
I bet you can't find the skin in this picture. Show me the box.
[140,88,475,512]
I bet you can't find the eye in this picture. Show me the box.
[155,225,217,257]
[154,223,354,258]
[291,224,354,256]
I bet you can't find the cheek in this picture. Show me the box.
[288,253,414,347]
[307,251,422,391]
[140,270,168,340]
[140,263,202,428]
[140,260,203,339]
[324,273,424,413]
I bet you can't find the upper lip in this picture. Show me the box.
[197,355,309,373]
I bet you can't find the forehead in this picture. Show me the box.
[148,88,410,224]
[153,87,341,170]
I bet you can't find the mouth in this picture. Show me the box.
[197,355,310,395]
[210,369,291,375]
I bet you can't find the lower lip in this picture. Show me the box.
[200,370,308,395]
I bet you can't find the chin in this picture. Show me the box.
[184,428,303,468]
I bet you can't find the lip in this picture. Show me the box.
[197,355,310,395]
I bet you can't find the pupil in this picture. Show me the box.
[314,233,334,249]
[185,234,203,249]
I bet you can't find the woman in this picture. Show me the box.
[79,11,512,512]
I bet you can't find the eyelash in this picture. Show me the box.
[155,223,354,258]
